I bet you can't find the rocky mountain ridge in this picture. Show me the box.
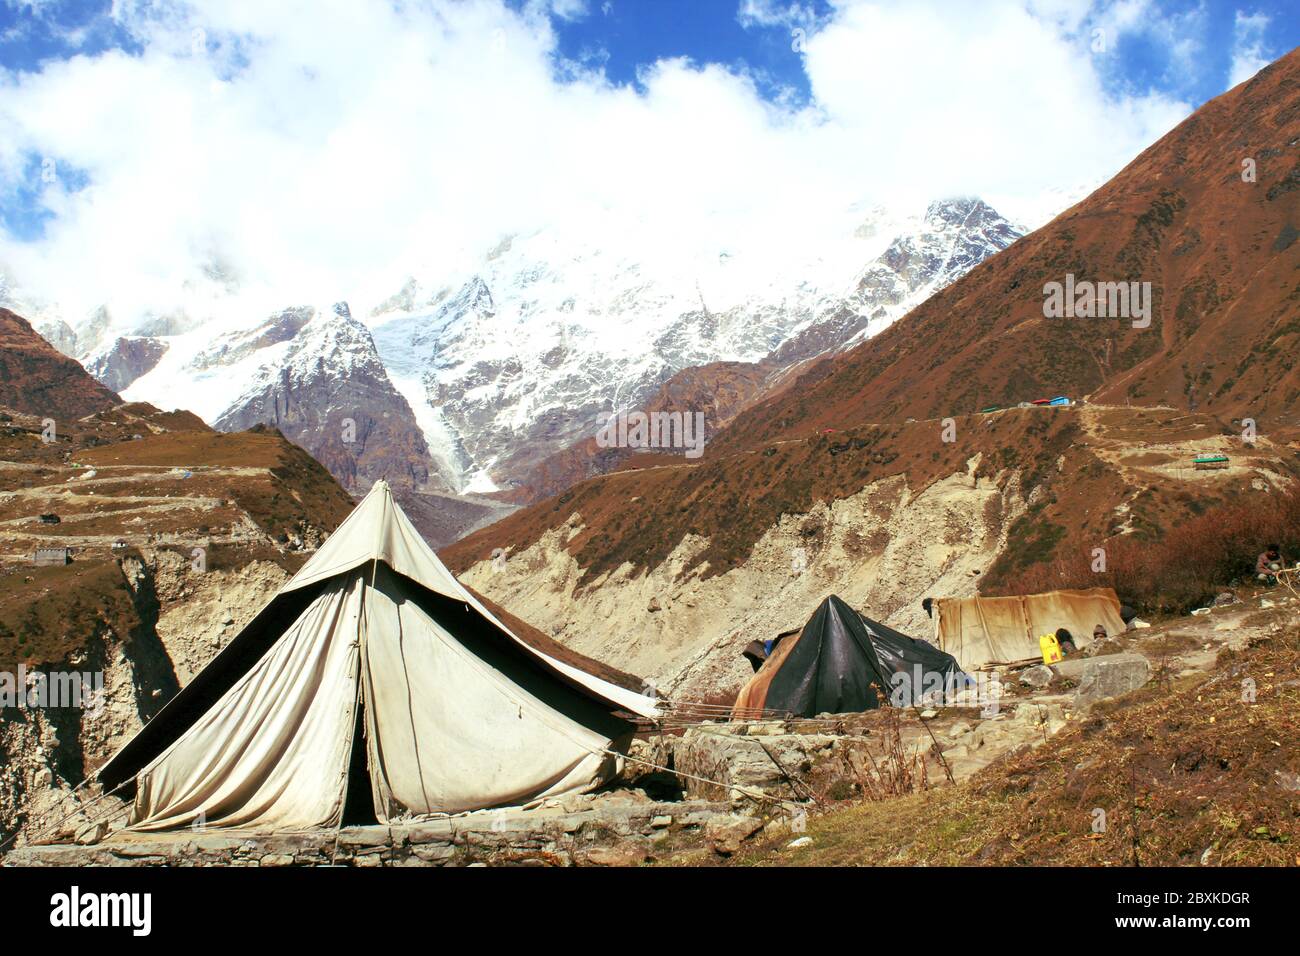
[9,198,1023,513]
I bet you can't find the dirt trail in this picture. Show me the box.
[1077,403,1282,485]
[0,457,286,562]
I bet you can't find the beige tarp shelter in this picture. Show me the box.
[933,588,1126,671]
[97,480,658,832]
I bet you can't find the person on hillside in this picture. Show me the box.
[1256,544,1283,586]
[1055,628,1077,656]
[1092,624,1108,645]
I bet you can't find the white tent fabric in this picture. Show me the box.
[284,480,657,719]
[118,481,656,832]
[359,567,623,818]
[933,588,1126,670]
[131,576,362,831]
[282,480,463,597]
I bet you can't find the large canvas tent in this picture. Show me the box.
[733,595,964,718]
[97,481,658,832]
[932,587,1126,671]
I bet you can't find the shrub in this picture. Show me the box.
[987,488,1300,614]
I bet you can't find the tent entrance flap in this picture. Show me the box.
[126,573,364,832]
[362,566,632,820]
[341,692,378,827]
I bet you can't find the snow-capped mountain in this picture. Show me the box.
[768,198,1022,366]
[14,196,1022,502]
[367,197,1022,493]
[210,302,435,492]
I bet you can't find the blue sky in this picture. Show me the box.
[0,0,1295,314]
[543,0,836,102]
[4,0,1294,104]
[1,0,139,69]
[542,0,1298,105]
[560,1,1291,107]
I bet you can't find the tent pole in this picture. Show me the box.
[973,598,995,667]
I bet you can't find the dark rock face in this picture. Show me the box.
[394,487,516,550]
[87,336,169,392]
[0,308,121,420]
[212,303,434,493]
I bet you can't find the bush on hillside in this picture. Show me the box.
[985,488,1300,614]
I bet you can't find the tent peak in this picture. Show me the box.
[816,594,856,617]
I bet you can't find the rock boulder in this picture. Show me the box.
[1054,654,1151,708]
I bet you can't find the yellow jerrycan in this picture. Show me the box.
[1039,632,1062,664]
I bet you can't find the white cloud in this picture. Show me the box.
[527,0,589,22]
[736,0,821,31]
[1079,0,1210,93]
[1228,9,1271,87]
[0,0,1194,329]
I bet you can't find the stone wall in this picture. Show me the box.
[6,798,733,867]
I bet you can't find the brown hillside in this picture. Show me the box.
[443,402,1298,591]
[502,360,774,505]
[0,399,613,680]
[0,406,354,552]
[466,586,648,694]
[0,308,120,420]
[709,49,1300,457]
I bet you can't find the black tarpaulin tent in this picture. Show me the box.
[733,595,965,717]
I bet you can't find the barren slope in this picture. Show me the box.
[444,404,1298,701]
[0,309,119,421]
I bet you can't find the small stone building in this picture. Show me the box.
[33,547,72,566]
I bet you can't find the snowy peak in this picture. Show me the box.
[768,199,1022,364]
[189,306,315,372]
[9,193,1026,509]
[359,197,1022,495]
[874,197,1019,294]
[372,276,498,380]
[207,302,432,493]
[922,196,1008,231]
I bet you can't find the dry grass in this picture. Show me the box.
[0,559,141,668]
[840,693,940,803]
